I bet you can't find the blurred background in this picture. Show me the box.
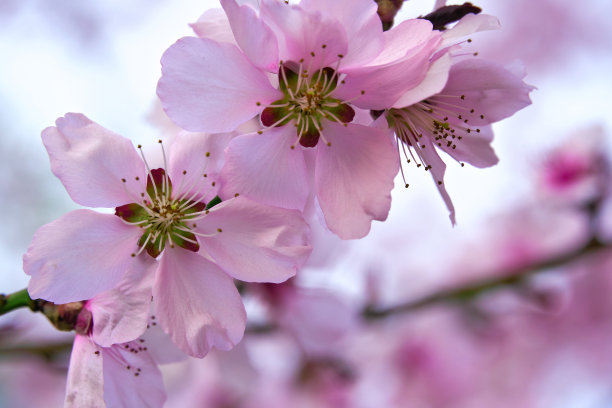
[1,0,612,406]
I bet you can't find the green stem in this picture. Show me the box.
[0,289,36,316]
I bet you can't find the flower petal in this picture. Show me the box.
[196,196,312,283]
[392,53,453,108]
[315,123,399,239]
[334,25,441,110]
[25,210,143,303]
[438,123,498,168]
[259,0,348,72]
[42,113,145,208]
[65,335,104,408]
[441,13,500,48]
[190,8,237,44]
[300,0,383,68]
[218,126,310,211]
[419,137,456,225]
[168,131,234,202]
[373,19,439,66]
[153,248,246,358]
[157,37,282,133]
[442,58,534,124]
[221,0,279,72]
[88,257,155,347]
[102,342,166,408]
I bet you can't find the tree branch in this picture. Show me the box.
[363,237,607,319]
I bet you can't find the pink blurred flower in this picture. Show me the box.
[156,0,449,238]
[24,113,312,358]
[537,125,609,204]
[383,13,534,224]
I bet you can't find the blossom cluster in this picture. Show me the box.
[17,0,534,406]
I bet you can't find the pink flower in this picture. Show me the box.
[64,267,167,408]
[382,14,535,224]
[156,0,445,238]
[537,125,609,204]
[24,113,312,358]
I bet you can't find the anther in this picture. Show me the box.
[158,139,162,144]
[310,51,315,57]
[438,180,443,185]
[256,101,261,106]
[460,95,465,100]
[211,181,216,187]
[121,178,126,183]
[257,131,263,134]
[217,228,223,233]
[234,193,240,197]
[337,54,344,58]
[467,38,472,43]
[131,253,136,257]
[322,44,327,49]
[205,152,211,157]
[290,145,295,149]
[94,351,100,355]
[182,170,187,175]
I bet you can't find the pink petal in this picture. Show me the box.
[153,248,246,358]
[140,312,187,365]
[300,0,383,68]
[25,210,143,303]
[419,137,456,225]
[42,113,145,208]
[102,342,166,408]
[392,53,453,108]
[440,13,501,48]
[218,127,310,211]
[157,37,281,133]
[168,131,234,202]
[372,19,439,66]
[190,8,237,44]
[315,123,399,239]
[221,0,279,72]
[259,0,348,72]
[65,335,104,408]
[88,258,155,347]
[442,58,534,124]
[335,25,441,110]
[439,123,499,168]
[196,196,312,282]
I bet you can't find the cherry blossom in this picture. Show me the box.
[24,113,312,357]
[381,14,535,224]
[157,0,447,239]
[64,266,167,408]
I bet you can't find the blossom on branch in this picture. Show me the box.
[24,113,312,358]
[157,0,448,239]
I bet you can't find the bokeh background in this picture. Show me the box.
[1,0,612,406]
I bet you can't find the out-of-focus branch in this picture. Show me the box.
[363,237,608,319]
[0,342,73,362]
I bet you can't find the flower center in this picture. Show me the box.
[261,62,355,148]
[116,168,209,258]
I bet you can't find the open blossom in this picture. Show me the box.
[378,13,534,224]
[24,113,312,358]
[157,0,448,239]
[65,266,167,408]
